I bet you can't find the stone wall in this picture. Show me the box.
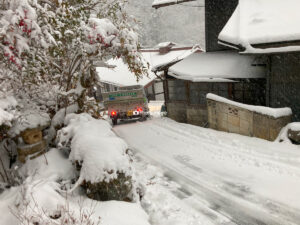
[186,105,208,127]
[166,102,187,123]
[207,99,291,141]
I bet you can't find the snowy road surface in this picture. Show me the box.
[114,117,300,225]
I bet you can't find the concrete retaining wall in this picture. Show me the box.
[186,105,208,127]
[207,99,291,141]
[166,102,187,123]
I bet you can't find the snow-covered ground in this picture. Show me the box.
[114,116,300,225]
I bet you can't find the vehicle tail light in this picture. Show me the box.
[111,111,117,116]
[137,108,143,112]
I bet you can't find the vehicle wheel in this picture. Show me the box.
[112,118,118,125]
[139,116,147,122]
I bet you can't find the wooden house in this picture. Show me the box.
[163,50,265,126]
[218,0,300,121]
[151,0,267,126]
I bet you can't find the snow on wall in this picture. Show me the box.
[219,0,300,53]
[207,93,292,118]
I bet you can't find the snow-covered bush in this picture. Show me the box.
[57,113,135,201]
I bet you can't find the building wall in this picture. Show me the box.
[207,99,291,141]
[205,0,238,52]
[186,105,208,127]
[166,102,187,123]
[269,53,300,121]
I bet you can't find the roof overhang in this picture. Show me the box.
[168,51,266,81]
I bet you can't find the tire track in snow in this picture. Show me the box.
[114,118,300,225]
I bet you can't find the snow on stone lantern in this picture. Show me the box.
[9,110,50,163]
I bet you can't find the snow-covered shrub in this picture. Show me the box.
[276,122,300,145]
[57,113,135,201]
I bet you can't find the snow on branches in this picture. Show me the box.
[0,0,147,116]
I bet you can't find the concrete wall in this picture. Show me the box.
[207,99,291,141]
[205,0,238,52]
[186,105,208,127]
[269,53,300,121]
[166,102,187,123]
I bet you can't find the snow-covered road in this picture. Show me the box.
[114,117,300,225]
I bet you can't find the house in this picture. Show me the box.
[96,44,197,102]
[151,0,267,126]
[163,50,265,126]
[218,0,300,121]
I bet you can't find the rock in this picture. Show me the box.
[81,172,133,201]
[17,139,46,163]
[21,128,43,144]
[288,129,300,144]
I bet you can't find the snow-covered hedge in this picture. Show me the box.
[57,113,134,201]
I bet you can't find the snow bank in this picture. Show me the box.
[276,122,300,144]
[20,148,75,181]
[207,93,292,118]
[58,113,132,183]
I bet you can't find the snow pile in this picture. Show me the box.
[20,148,75,181]
[0,96,17,126]
[0,146,150,225]
[207,93,292,118]
[51,104,79,129]
[57,113,132,184]
[276,122,300,144]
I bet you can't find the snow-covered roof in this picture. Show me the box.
[219,0,300,54]
[142,46,198,72]
[152,0,196,9]
[96,46,197,87]
[96,58,156,87]
[168,51,266,81]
